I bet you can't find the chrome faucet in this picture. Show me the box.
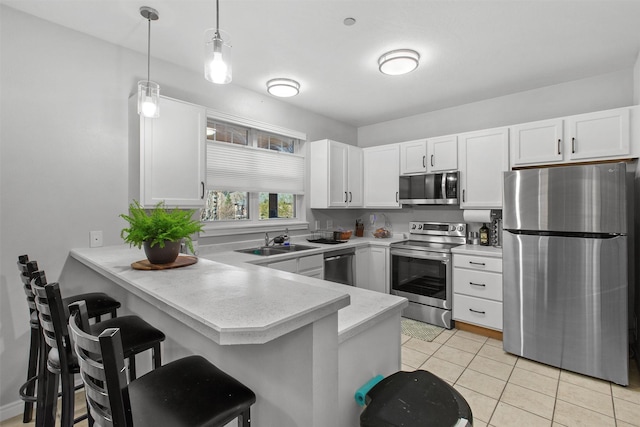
[265,229,289,246]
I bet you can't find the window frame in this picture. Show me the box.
[200,108,308,237]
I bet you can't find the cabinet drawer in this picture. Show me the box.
[298,254,323,272]
[268,259,297,272]
[454,269,503,301]
[453,294,503,331]
[454,254,502,273]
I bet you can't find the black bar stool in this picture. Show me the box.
[69,300,256,427]
[17,255,121,423]
[31,268,165,427]
[360,370,473,427]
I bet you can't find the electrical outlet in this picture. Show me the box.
[90,230,103,248]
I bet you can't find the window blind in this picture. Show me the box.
[207,141,305,194]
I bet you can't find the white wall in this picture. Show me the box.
[634,49,640,105]
[358,70,635,147]
[0,6,356,417]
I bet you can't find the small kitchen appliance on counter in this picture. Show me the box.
[390,222,466,329]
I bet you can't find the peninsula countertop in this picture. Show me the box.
[70,242,407,346]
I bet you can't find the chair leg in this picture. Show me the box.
[59,370,75,427]
[34,335,48,427]
[239,409,251,427]
[109,308,117,319]
[129,355,137,381]
[153,343,162,369]
[39,368,59,427]
[23,327,40,422]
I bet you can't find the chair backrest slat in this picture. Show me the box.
[69,302,132,427]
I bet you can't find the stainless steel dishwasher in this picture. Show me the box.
[323,247,355,286]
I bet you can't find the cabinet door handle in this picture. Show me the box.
[572,137,576,153]
[345,191,348,203]
[349,191,352,203]
[423,155,426,168]
[469,308,486,315]
[469,282,486,287]
[396,192,399,203]
[557,139,561,155]
[201,182,205,199]
[431,155,434,167]
[469,261,486,266]
[462,189,465,202]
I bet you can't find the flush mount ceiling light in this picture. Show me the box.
[378,49,420,76]
[204,0,232,84]
[266,78,300,98]
[137,6,160,118]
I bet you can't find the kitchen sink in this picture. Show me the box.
[272,244,317,252]
[235,244,316,256]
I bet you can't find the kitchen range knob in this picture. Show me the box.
[411,224,416,229]
[458,226,464,231]
[418,224,423,230]
[449,225,455,231]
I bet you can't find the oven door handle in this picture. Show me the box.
[390,248,450,262]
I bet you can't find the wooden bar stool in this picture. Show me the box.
[32,270,165,427]
[69,300,256,427]
[17,255,121,423]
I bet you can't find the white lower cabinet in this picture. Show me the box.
[355,245,389,293]
[268,254,324,278]
[453,252,503,331]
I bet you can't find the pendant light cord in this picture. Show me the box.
[215,0,220,37]
[147,16,151,82]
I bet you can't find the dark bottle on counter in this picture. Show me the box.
[479,223,489,246]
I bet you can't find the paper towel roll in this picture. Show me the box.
[463,209,492,223]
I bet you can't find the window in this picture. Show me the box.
[201,117,305,231]
[259,193,295,219]
[200,191,248,221]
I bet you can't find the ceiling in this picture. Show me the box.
[4,0,640,127]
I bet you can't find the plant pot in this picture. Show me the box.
[143,240,181,265]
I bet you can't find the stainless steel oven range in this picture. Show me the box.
[390,222,466,329]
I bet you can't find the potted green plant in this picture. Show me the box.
[120,200,203,264]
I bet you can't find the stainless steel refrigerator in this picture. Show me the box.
[502,162,634,386]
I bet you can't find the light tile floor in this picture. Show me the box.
[401,328,640,427]
[4,330,638,427]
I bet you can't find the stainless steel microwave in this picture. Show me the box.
[399,171,459,205]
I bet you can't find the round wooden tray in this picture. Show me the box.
[131,255,198,270]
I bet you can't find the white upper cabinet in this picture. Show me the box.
[427,135,458,172]
[129,96,206,208]
[458,127,509,209]
[309,139,363,208]
[364,144,401,208]
[567,107,630,161]
[510,119,564,166]
[400,139,427,174]
[400,135,458,174]
[510,107,634,167]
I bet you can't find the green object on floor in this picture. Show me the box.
[401,318,445,342]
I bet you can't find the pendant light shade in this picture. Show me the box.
[204,0,232,84]
[138,6,160,118]
[378,49,420,76]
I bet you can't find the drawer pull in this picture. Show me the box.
[469,261,486,266]
[469,308,486,315]
[469,282,486,287]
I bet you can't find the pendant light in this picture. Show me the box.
[204,0,232,84]
[137,6,160,118]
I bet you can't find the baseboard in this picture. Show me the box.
[455,321,503,341]
[0,399,25,423]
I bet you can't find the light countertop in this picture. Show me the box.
[71,239,408,346]
[451,244,503,257]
